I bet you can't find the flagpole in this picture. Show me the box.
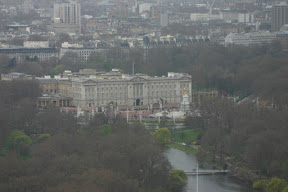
[197,163,199,192]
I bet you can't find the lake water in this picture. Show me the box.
[165,148,251,192]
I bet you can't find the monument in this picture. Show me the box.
[179,88,190,112]
[154,88,190,119]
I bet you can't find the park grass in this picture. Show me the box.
[171,129,201,143]
[139,187,168,192]
[129,120,159,124]
[167,143,197,155]
[128,120,184,124]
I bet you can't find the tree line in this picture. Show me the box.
[3,39,288,108]
[2,41,288,189]
[137,43,288,108]
[57,42,288,107]
[0,80,190,192]
[185,97,288,181]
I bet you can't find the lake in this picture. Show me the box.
[165,148,252,192]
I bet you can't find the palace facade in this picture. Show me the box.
[72,73,192,111]
[38,72,192,111]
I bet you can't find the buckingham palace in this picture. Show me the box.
[72,72,192,110]
[37,71,192,111]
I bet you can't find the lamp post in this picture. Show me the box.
[173,111,175,124]
[139,111,142,123]
[197,163,199,192]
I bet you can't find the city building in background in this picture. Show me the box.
[160,12,168,27]
[272,4,288,32]
[225,32,276,46]
[1,72,34,80]
[0,47,59,64]
[52,0,81,34]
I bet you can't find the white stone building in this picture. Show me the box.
[60,47,106,61]
[238,12,254,24]
[24,41,49,48]
[70,73,192,110]
[0,47,59,64]
[139,3,153,14]
[225,32,276,46]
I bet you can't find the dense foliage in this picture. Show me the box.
[153,128,172,145]
[253,178,288,192]
[168,170,188,192]
[187,97,288,180]
[0,81,171,192]
[0,80,40,149]
[2,42,288,187]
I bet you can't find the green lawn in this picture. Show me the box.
[128,120,184,124]
[171,129,201,143]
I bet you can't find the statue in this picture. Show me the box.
[184,87,188,95]
[179,88,190,112]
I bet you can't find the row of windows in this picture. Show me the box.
[85,86,127,92]
[83,95,187,108]
[98,86,125,91]
[83,82,190,94]
[43,84,57,88]
[147,84,176,89]
[85,90,188,99]
[87,100,128,107]
[84,88,189,96]
[85,92,128,98]
[45,89,57,93]
[97,92,127,98]
[86,90,187,98]
[148,90,177,97]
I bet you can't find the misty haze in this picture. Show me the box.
[0,0,288,191]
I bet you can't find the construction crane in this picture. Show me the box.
[206,0,216,16]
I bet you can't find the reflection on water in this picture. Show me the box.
[165,148,251,192]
